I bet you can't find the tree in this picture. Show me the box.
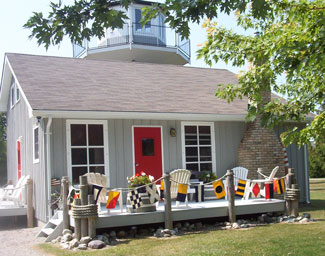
[24,0,324,146]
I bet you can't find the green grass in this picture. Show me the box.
[38,179,325,256]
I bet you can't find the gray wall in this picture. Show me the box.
[51,119,247,189]
[275,126,308,202]
[6,96,47,222]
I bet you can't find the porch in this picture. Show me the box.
[69,199,285,229]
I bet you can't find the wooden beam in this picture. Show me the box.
[27,178,34,228]
[226,170,236,223]
[61,176,70,230]
[164,173,173,230]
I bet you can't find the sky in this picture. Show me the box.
[0,1,248,80]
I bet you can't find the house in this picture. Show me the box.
[0,1,310,224]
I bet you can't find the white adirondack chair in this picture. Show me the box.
[243,166,279,200]
[84,172,107,204]
[222,167,249,200]
[170,169,192,207]
[1,175,30,205]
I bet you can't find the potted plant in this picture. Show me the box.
[199,171,217,183]
[127,172,156,213]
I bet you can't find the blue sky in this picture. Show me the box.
[0,1,247,80]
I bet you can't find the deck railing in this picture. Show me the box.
[72,23,191,59]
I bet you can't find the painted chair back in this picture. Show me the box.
[84,172,107,204]
[4,175,30,205]
[169,169,191,199]
[232,167,249,187]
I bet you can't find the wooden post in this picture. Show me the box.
[26,178,34,228]
[74,198,81,240]
[88,195,96,238]
[164,173,173,230]
[291,184,299,217]
[79,175,89,237]
[226,170,236,223]
[286,168,294,215]
[61,176,70,230]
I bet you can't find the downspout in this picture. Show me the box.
[304,144,310,204]
[46,117,53,219]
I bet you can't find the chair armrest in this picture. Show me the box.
[257,170,268,178]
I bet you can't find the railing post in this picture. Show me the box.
[226,170,236,223]
[61,176,70,230]
[285,168,300,217]
[27,178,34,228]
[164,173,173,230]
[79,175,89,237]
[73,198,81,240]
[88,194,96,238]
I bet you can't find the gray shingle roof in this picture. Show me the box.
[6,53,248,115]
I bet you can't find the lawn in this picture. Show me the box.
[39,179,325,256]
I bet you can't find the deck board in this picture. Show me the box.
[0,201,27,217]
[69,199,285,229]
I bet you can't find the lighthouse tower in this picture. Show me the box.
[73,1,190,65]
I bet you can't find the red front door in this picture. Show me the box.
[17,140,21,180]
[133,127,163,180]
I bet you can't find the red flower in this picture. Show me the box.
[135,173,140,177]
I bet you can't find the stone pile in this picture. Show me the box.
[52,212,315,250]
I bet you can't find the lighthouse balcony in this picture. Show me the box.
[73,23,191,65]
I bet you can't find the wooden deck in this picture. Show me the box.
[69,199,285,229]
[0,201,27,217]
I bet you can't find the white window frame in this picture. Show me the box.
[66,120,109,186]
[131,125,164,177]
[16,82,20,103]
[10,82,15,109]
[33,125,40,163]
[181,122,216,174]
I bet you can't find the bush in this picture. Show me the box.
[309,142,325,178]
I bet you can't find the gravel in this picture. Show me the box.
[0,226,50,256]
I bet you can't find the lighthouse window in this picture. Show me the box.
[135,9,151,31]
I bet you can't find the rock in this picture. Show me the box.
[69,238,79,248]
[271,217,278,222]
[181,227,187,231]
[109,231,117,239]
[232,222,240,229]
[128,226,137,238]
[62,233,73,242]
[240,224,249,228]
[237,219,242,225]
[78,244,87,250]
[94,235,105,241]
[62,229,73,236]
[195,222,203,230]
[170,229,177,236]
[62,243,70,250]
[299,218,310,224]
[163,233,171,237]
[88,240,106,249]
[80,236,92,245]
[257,216,265,223]
[163,229,172,235]
[286,218,295,223]
[302,213,311,219]
[267,212,273,217]
[117,230,127,239]
[175,222,182,229]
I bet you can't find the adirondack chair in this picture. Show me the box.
[84,172,107,204]
[243,166,279,200]
[170,169,192,207]
[222,167,249,200]
[1,175,30,205]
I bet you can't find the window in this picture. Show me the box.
[67,121,108,184]
[10,82,15,108]
[33,126,39,163]
[16,84,20,102]
[182,123,216,174]
[135,9,151,31]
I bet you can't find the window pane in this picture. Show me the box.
[185,126,197,134]
[185,135,197,145]
[72,148,87,165]
[199,126,211,135]
[72,167,87,184]
[88,124,104,146]
[34,128,39,160]
[186,147,198,162]
[200,147,212,161]
[142,138,154,156]
[199,135,211,145]
[200,163,212,172]
[89,148,104,164]
[16,86,20,101]
[71,124,86,146]
[90,166,105,175]
[186,163,199,172]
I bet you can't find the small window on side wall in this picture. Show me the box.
[33,126,39,163]
[10,82,15,108]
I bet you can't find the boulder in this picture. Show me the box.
[69,238,79,248]
[62,233,73,242]
[62,229,73,236]
[175,222,182,229]
[78,244,87,250]
[88,240,106,249]
[302,213,311,219]
[80,236,92,245]
[299,218,310,224]
[240,224,249,229]
[232,222,240,229]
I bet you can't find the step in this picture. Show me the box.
[42,228,54,236]
[49,218,62,226]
